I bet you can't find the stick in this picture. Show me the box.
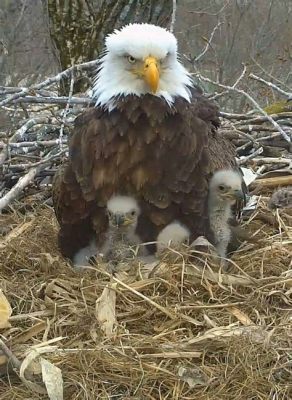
[220,111,253,120]
[0,59,98,107]
[249,74,292,98]
[0,167,41,212]
[250,157,292,165]
[195,73,292,144]
[12,95,94,106]
[194,21,222,63]
[0,138,68,149]
[169,0,177,33]
[3,150,65,171]
[251,175,292,189]
[0,338,22,371]
[59,70,75,150]
[238,147,264,165]
[0,117,56,167]
[0,149,64,211]
[237,113,292,125]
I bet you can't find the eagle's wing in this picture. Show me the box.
[52,161,98,259]
[52,110,110,258]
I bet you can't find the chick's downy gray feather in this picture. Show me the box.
[208,170,244,266]
[101,195,146,267]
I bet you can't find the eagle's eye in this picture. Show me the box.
[130,210,136,216]
[108,211,113,218]
[127,55,136,64]
[218,185,225,191]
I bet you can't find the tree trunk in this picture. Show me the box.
[45,0,173,95]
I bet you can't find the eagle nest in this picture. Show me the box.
[0,196,291,400]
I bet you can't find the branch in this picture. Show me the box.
[0,338,22,371]
[237,113,292,125]
[249,74,292,98]
[0,138,67,149]
[0,60,98,107]
[0,166,40,211]
[249,157,292,165]
[0,117,57,167]
[59,69,75,150]
[194,21,222,63]
[12,95,93,106]
[251,175,292,189]
[169,0,177,33]
[220,111,252,120]
[238,147,264,165]
[195,73,292,145]
[3,150,65,172]
[0,150,65,211]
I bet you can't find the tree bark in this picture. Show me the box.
[45,0,173,95]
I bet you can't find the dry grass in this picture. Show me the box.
[0,198,291,400]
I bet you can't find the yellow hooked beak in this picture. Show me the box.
[143,56,159,93]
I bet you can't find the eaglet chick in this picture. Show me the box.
[101,195,146,270]
[156,221,190,257]
[208,170,244,268]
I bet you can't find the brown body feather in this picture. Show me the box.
[53,87,239,259]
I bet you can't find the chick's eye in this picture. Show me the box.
[218,185,225,191]
[127,55,136,64]
[130,210,136,216]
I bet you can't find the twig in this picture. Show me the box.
[0,337,22,371]
[209,90,230,101]
[238,147,264,165]
[250,57,291,89]
[232,65,247,88]
[0,117,56,167]
[59,69,75,150]
[249,157,292,165]
[195,72,292,144]
[220,111,253,120]
[249,74,292,98]
[0,150,65,211]
[237,125,279,133]
[3,150,65,171]
[0,60,98,107]
[0,167,41,212]
[194,21,222,63]
[236,113,292,125]
[0,87,56,97]
[251,175,292,189]
[0,138,67,149]
[169,0,177,33]
[12,95,93,106]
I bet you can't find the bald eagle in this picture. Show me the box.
[52,23,243,263]
[208,169,244,267]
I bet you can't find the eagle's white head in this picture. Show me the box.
[92,23,193,109]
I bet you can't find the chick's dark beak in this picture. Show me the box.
[113,215,125,226]
[233,189,244,200]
